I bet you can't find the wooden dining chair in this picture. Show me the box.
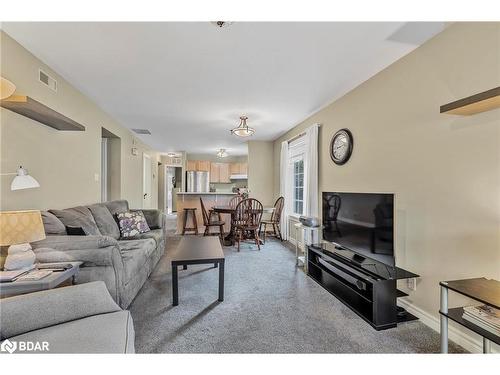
[233,198,263,251]
[200,198,225,242]
[259,196,284,243]
[229,195,243,209]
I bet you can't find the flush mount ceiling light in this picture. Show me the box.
[211,21,234,28]
[166,152,177,158]
[216,149,228,158]
[230,116,255,137]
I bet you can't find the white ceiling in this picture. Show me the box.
[2,22,444,155]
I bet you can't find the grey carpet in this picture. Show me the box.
[129,234,466,353]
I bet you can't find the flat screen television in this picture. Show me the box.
[322,192,395,267]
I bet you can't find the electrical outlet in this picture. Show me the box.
[407,278,417,291]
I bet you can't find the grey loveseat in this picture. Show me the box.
[32,200,165,308]
[0,281,135,353]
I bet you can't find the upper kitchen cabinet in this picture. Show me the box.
[186,160,211,172]
[219,163,230,183]
[210,162,220,183]
[210,162,230,183]
[229,163,240,175]
[196,160,211,172]
[230,162,248,175]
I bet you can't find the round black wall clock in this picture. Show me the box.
[330,128,353,165]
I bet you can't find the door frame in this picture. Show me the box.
[142,153,152,208]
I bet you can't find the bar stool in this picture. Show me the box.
[182,208,199,235]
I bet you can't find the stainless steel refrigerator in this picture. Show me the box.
[186,171,210,192]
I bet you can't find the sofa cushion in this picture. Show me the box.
[0,281,120,340]
[88,204,120,240]
[5,311,135,353]
[49,206,100,235]
[116,211,151,238]
[41,211,66,235]
[103,200,129,216]
[124,229,163,247]
[118,239,156,283]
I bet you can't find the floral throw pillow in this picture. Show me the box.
[116,211,151,238]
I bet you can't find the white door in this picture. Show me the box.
[143,153,152,208]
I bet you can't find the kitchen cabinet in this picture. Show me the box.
[229,163,240,175]
[210,162,220,183]
[219,163,230,183]
[210,162,230,183]
[196,160,211,172]
[229,162,248,175]
[186,160,211,172]
[186,160,197,171]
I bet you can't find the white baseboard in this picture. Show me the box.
[398,299,499,353]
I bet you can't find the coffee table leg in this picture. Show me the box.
[172,264,179,306]
[218,260,224,302]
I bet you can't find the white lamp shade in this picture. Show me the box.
[11,167,40,191]
[1,77,16,100]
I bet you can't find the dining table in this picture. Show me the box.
[212,205,275,246]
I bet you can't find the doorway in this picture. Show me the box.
[101,127,121,202]
[143,153,152,208]
[164,166,182,214]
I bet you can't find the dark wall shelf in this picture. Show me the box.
[440,86,500,116]
[0,95,85,131]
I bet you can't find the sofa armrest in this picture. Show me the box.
[0,281,121,340]
[32,235,118,251]
[131,209,164,229]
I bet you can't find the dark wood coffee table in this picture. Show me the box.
[171,236,225,306]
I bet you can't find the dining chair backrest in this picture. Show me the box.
[199,198,210,226]
[229,195,243,209]
[271,196,284,223]
[234,198,263,228]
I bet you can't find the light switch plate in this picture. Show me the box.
[94,173,99,182]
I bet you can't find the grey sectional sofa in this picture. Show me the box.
[0,281,135,353]
[32,200,165,308]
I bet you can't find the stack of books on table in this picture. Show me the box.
[462,305,500,336]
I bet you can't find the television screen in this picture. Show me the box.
[322,192,395,266]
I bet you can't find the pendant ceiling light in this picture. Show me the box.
[231,116,255,137]
[216,149,228,158]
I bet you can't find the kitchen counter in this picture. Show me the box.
[177,192,237,195]
[176,192,236,234]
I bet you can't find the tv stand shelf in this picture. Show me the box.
[307,243,419,330]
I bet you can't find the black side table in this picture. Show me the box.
[439,277,500,353]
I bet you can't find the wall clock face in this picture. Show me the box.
[330,128,353,165]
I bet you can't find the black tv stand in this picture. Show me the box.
[307,242,419,330]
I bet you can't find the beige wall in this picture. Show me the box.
[0,31,159,210]
[248,140,275,206]
[273,23,500,350]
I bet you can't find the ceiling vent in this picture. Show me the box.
[132,128,152,135]
[39,69,57,92]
